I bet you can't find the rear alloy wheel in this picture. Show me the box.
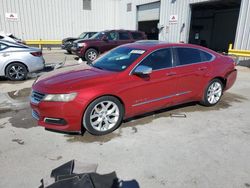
[202,79,223,106]
[6,63,28,81]
[83,96,124,135]
[85,48,98,62]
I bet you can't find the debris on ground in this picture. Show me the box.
[131,127,138,133]
[12,138,24,145]
[39,160,139,188]
[170,113,187,118]
[48,156,63,161]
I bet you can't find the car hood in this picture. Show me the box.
[62,37,78,43]
[33,65,118,93]
[74,38,99,44]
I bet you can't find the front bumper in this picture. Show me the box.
[61,43,73,51]
[71,46,84,57]
[30,99,87,132]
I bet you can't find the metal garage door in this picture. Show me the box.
[137,2,160,22]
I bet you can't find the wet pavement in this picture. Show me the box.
[0,51,250,188]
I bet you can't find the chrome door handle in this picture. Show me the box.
[198,67,207,71]
[166,72,176,76]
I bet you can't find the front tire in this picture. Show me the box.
[6,63,28,81]
[83,96,124,135]
[85,48,98,63]
[201,79,223,106]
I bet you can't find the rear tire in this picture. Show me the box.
[85,48,98,63]
[83,96,124,135]
[6,63,28,81]
[201,79,223,106]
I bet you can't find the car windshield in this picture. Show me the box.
[78,32,87,39]
[90,32,105,39]
[92,47,146,72]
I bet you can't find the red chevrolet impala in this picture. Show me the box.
[30,41,237,135]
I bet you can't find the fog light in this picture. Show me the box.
[44,117,67,125]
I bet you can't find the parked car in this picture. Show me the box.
[61,32,97,54]
[0,40,45,80]
[71,30,147,62]
[0,32,25,44]
[30,42,237,135]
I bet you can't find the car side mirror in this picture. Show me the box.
[133,65,152,76]
[102,35,108,41]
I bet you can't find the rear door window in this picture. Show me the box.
[118,32,130,40]
[200,51,213,62]
[139,48,173,70]
[175,47,203,66]
[131,32,143,40]
[107,32,118,41]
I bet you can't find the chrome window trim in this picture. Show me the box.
[173,46,216,68]
[132,91,191,107]
[129,47,174,75]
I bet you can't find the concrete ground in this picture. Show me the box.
[0,50,250,188]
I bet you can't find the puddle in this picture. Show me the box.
[7,88,31,100]
[238,59,250,68]
[0,108,37,129]
[0,88,36,129]
[66,129,122,144]
[0,88,31,113]
[123,92,247,127]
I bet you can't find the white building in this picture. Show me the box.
[0,0,249,51]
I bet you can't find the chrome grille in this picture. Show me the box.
[31,90,45,104]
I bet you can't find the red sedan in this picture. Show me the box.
[30,41,237,135]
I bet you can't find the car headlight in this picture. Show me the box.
[43,93,77,102]
[77,43,86,47]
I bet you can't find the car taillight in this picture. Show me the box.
[31,51,42,57]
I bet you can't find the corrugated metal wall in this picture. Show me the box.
[234,0,250,49]
[118,0,160,30]
[0,0,119,40]
[0,0,249,50]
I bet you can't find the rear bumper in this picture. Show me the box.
[225,69,237,90]
[28,57,45,72]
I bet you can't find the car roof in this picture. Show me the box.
[0,39,28,48]
[0,39,18,45]
[122,41,215,53]
[103,29,144,33]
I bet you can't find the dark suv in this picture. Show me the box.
[62,32,96,54]
[71,30,147,62]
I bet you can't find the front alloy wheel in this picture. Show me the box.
[85,48,98,62]
[83,96,124,135]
